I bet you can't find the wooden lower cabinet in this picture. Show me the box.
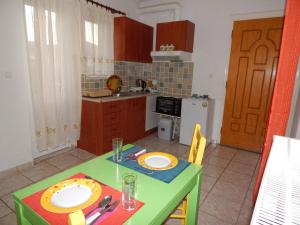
[77,96,146,155]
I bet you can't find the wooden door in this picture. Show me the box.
[221,17,283,152]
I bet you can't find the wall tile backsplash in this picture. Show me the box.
[82,61,193,98]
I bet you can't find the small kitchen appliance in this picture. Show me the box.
[156,96,182,117]
[136,79,146,90]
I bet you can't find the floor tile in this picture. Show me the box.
[215,145,238,153]
[0,173,32,197]
[18,161,60,182]
[163,218,182,225]
[198,210,234,225]
[249,174,258,191]
[209,145,237,160]
[157,143,188,160]
[203,144,216,159]
[0,213,17,225]
[200,188,210,204]
[134,133,157,146]
[226,161,256,176]
[232,151,260,167]
[204,155,230,168]
[1,194,14,212]
[209,181,248,204]
[70,148,95,161]
[0,200,11,218]
[0,169,18,180]
[46,152,83,170]
[245,189,253,202]
[144,141,170,152]
[201,175,217,192]
[200,194,242,224]
[236,200,254,225]
[202,164,225,178]
[219,170,252,188]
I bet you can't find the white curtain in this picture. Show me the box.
[80,1,114,77]
[24,0,82,151]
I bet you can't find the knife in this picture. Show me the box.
[125,149,147,160]
[86,200,119,225]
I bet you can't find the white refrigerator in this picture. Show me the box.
[179,98,214,145]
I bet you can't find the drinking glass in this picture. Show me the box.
[122,173,137,210]
[112,137,123,162]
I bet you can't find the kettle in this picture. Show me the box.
[136,79,147,90]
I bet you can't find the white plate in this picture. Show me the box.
[51,183,92,208]
[144,155,171,169]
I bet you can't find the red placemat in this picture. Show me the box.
[22,173,144,225]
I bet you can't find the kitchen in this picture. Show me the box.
[1,0,300,224]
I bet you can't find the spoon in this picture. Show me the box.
[85,195,112,218]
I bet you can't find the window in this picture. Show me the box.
[24,5,35,42]
[24,5,57,45]
[84,20,98,46]
[45,10,57,45]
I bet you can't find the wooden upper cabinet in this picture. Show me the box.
[114,16,153,63]
[156,20,195,52]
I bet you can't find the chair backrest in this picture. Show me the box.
[188,123,206,165]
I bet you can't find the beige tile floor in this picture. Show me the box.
[0,133,260,225]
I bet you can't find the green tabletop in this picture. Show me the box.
[13,144,202,225]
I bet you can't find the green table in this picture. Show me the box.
[13,144,202,225]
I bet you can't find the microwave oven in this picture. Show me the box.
[156,96,182,117]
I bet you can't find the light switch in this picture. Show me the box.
[1,71,12,79]
[4,72,12,79]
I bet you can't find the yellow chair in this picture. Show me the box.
[169,123,206,225]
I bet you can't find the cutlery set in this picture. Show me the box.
[125,149,147,161]
[85,195,119,225]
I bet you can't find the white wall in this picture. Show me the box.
[0,0,34,171]
[139,0,286,142]
[100,0,139,19]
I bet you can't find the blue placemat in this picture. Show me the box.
[107,145,190,183]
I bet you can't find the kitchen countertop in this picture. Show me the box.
[82,92,159,103]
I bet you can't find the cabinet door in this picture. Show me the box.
[114,17,126,61]
[114,17,154,63]
[126,99,136,143]
[135,97,146,139]
[127,97,146,142]
[125,18,140,62]
[156,20,195,52]
[77,100,100,155]
[141,25,153,63]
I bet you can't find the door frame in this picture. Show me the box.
[218,9,284,143]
